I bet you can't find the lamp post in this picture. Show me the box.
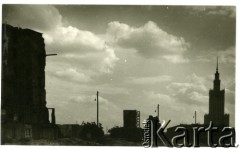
[97,91,99,127]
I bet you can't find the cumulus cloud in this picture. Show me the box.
[225,88,235,105]
[168,82,204,94]
[163,55,189,63]
[44,26,105,51]
[188,6,235,18]
[145,91,173,102]
[193,46,236,65]
[54,68,92,83]
[166,73,209,107]
[194,46,235,64]
[3,5,62,31]
[44,26,119,74]
[127,75,172,84]
[218,46,235,64]
[70,95,110,105]
[107,21,190,63]
[41,15,119,74]
[167,73,207,94]
[188,91,208,105]
[143,91,184,111]
[187,73,206,85]
[207,7,235,18]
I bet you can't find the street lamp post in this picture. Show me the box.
[97,91,99,127]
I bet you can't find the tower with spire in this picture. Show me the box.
[204,57,229,126]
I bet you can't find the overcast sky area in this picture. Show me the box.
[2,5,236,129]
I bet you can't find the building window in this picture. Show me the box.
[25,128,32,138]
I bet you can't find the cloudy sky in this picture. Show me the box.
[2,5,236,129]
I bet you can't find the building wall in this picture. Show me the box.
[204,68,229,126]
[1,123,26,140]
[1,24,58,141]
[1,24,49,125]
[123,110,140,128]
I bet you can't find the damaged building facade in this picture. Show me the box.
[1,24,58,141]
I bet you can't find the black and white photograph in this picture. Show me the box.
[0,3,238,147]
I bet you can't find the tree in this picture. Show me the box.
[80,122,104,142]
[108,126,143,141]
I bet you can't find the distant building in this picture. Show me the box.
[145,115,161,147]
[204,58,229,126]
[123,110,140,128]
[107,110,142,141]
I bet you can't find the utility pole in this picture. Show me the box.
[195,111,197,124]
[97,91,99,127]
[52,108,56,125]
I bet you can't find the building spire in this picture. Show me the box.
[214,56,220,90]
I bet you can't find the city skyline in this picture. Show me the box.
[2,5,236,129]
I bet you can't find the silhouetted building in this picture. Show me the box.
[1,24,58,141]
[107,110,142,141]
[204,58,229,126]
[123,110,140,128]
[146,115,161,147]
